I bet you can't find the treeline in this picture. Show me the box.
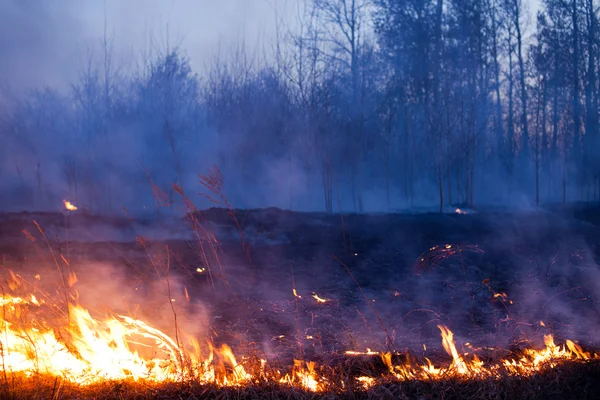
[1,0,599,213]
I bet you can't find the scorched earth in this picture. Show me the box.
[0,205,599,399]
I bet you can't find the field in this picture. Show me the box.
[0,206,599,399]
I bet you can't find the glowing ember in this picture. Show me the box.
[312,293,328,303]
[63,200,78,211]
[416,243,484,270]
[345,348,379,356]
[356,376,375,389]
[494,292,514,304]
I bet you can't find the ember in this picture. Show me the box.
[63,200,78,211]
[312,293,328,303]
[415,243,484,270]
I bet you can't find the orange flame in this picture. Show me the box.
[63,200,78,211]
[312,293,328,303]
[0,289,596,392]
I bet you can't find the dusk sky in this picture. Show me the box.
[1,0,541,91]
[0,0,298,90]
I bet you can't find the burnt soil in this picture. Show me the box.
[1,206,600,396]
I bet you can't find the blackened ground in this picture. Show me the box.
[1,206,600,365]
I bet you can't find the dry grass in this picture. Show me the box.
[2,184,600,399]
[1,358,599,400]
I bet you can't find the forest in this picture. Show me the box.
[1,0,597,214]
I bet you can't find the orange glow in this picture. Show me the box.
[0,281,596,392]
[63,200,78,211]
[312,293,328,303]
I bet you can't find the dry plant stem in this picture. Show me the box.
[50,377,61,400]
[290,265,303,359]
[198,167,254,282]
[337,188,347,252]
[137,237,181,352]
[1,287,8,385]
[190,225,217,292]
[188,216,216,289]
[545,253,558,277]
[482,280,530,350]
[64,212,69,265]
[33,221,71,341]
[0,266,66,320]
[542,286,583,313]
[401,308,441,324]
[165,247,182,354]
[356,308,373,333]
[142,167,214,321]
[458,248,475,321]
[173,184,223,291]
[332,255,398,353]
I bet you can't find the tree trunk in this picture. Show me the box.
[514,1,528,154]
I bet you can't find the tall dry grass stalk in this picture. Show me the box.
[198,166,254,283]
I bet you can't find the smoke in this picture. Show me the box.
[72,260,209,348]
[0,0,88,91]
[0,0,598,365]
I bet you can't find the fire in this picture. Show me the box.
[0,293,185,384]
[280,360,323,392]
[493,292,514,304]
[345,348,379,356]
[376,326,596,381]
[312,293,328,303]
[455,208,467,214]
[416,243,484,270]
[0,281,597,392]
[356,376,375,389]
[63,200,78,211]
[0,286,327,390]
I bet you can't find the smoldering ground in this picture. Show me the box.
[3,202,598,364]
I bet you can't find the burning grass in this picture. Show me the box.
[2,200,600,398]
[0,283,598,398]
[2,358,600,399]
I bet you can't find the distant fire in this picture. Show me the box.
[63,200,78,211]
[455,208,467,214]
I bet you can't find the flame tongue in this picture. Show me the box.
[0,294,183,383]
[68,305,184,382]
[0,290,597,391]
[63,200,77,211]
[438,325,469,374]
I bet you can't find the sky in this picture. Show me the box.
[0,0,542,92]
[0,0,299,91]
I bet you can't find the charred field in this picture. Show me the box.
[1,206,600,399]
